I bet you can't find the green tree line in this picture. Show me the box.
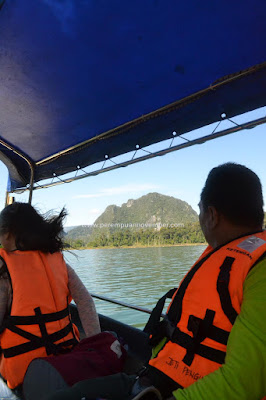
[65,222,206,249]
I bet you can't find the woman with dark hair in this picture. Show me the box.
[0,202,100,390]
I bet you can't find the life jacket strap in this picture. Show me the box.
[144,288,177,335]
[2,322,77,358]
[217,257,238,325]
[2,306,78,358]
[187,313,229,345]
[167,320,226,365]
[150,316,227,365]
[4,306,70,325]
[147,289,229,350]
[183,309,215,366]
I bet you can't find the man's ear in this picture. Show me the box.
[207,206,219,229]
[4,232,13,241]
[2,233,10,241]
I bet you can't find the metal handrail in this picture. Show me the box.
[91,292,154,315]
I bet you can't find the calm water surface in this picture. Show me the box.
[64,245,206,329]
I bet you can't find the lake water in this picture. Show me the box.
[64,245,206,329]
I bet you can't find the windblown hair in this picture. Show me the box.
[0,202,67,253]
[201,163,264,228]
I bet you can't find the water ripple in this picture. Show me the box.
[64,245,206,328]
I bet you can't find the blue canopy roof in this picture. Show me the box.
[0,0,265,191]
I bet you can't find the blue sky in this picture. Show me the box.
[0,107,265,227]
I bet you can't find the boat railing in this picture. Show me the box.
[91,292,166,316]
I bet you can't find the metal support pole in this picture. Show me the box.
[5,190,9,207]
[0,138,35,202]
[5,191,15,207]
[28,165,35,204]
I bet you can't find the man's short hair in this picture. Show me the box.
[201,163,264,228]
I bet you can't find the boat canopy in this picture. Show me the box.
[0,0,265,192]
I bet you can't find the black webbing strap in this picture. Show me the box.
[168,323,226,365]
[217,257,238,325]
[144,288,177,335]
[34,306,57,355]
[148,313,227,366]
[4,306,69,325]
[152,312,227,366]
[2,304,78,358]
[183,309,215,366]
[2,322,75,358]
[187,314,229,345]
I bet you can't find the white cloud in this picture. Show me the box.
[73,183,160,199]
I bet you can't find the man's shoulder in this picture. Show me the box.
[244,256,266,297]
[248,256,266,277]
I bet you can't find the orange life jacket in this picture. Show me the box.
[148,231,266,389]
[0,249,79,389]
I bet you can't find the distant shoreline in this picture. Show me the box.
[66,243,207,251]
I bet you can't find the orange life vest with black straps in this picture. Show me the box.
[147,231,266,389]
[0,249,79,389]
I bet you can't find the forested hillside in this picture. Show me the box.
[93,192,198,228]
[64,192,204,248]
